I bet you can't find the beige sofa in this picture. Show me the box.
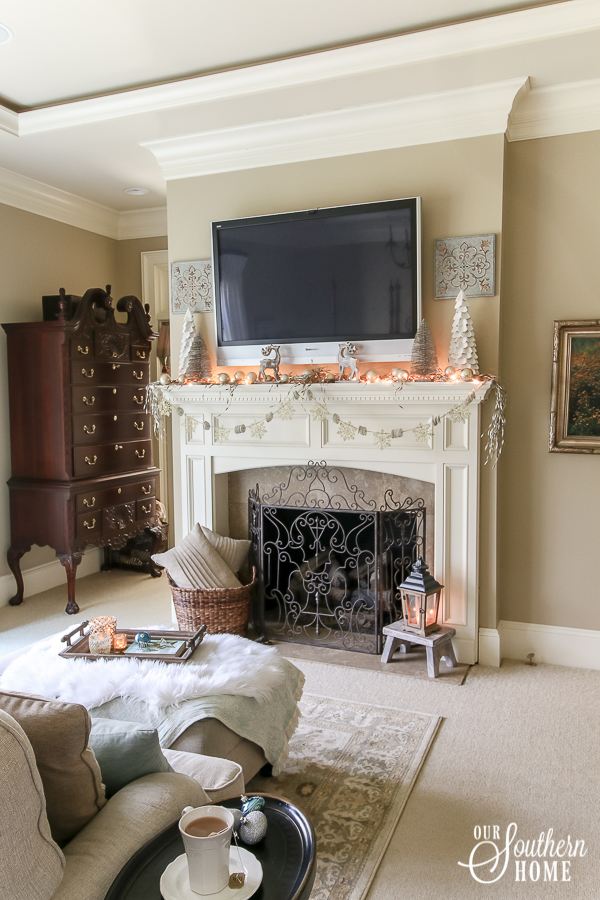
[0,694,246,900]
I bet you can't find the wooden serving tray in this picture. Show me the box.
[59,621,206,663]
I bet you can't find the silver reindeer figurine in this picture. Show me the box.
[337,342,360,381]
[258,345,281,382]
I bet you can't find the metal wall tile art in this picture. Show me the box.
[170,259,213,314]
[434,234,495,299]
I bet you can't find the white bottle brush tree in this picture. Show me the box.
[448,290,479,374]
[178,308,195,375]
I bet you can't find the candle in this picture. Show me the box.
[89,630,112,655]
[112,633,128,653]
[89,616,117,637]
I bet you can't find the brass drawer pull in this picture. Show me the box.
[133,421,144,430]
[142,504,151,514]
[141,485,151,494]
[133,395,143,404]
[82,396,95,406]
[82,368,94,378]
[135,449,146,458]
[78,345,89,355]
[113,415,118,421]
[83,519,96,530]
[115,444,123,450]
[133,370,143,380]
[136,350,146,359]
[85,456,97,465]
[112,351,119,359]
[83,424,96,434]
[83,497,95,507]
[112,364,121,370]
[112,388,117,394]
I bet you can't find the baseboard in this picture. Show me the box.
[478,627,502,667]
[499,620,600,672]
[0,549,102,607]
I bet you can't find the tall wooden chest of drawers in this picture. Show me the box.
[2,286,161,614]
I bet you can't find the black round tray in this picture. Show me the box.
[104,793,316,900]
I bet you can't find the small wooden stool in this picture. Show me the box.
[381,622,458,678]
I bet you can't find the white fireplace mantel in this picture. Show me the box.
[165,380,493,664]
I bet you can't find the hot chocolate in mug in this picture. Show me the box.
[179,805,235,895]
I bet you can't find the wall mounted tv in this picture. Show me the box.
[212,196,421,366]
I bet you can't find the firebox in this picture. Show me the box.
[248,461,426,654]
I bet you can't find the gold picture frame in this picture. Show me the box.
[549,319,600,453]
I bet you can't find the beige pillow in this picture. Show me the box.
[200,526,251,575]
[152,523,241,590]
[0,690,106,846]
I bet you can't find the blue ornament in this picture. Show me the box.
[135,631,151,648]
[241,796,265,816]
[239,810,268,845]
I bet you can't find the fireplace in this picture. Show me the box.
[166,380,492,664]
[247,462,426,653]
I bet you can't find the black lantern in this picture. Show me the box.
[399,557,443,637]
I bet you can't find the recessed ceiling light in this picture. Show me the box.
[124,187,148,196]
[0,23,13,44]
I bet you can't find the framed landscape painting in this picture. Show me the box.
[550,319,600,453]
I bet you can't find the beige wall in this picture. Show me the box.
[499,131,600,630]
[167,135,505,380]
[0,204,166,580]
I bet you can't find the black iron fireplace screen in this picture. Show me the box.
[249,462,426,654]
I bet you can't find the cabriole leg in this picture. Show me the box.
[59,554,83,615]
[7,546,31,606]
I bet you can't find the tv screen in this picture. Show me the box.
[212,197,421,365]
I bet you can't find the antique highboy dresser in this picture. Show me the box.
[2,286,161,614]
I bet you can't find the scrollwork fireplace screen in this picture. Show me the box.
[248,462,426,654]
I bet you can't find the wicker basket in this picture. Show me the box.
[167,568,256,636]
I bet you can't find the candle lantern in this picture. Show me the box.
[112,633,128,653]
[399,557,443,637]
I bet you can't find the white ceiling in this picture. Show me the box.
[0,0,599,236]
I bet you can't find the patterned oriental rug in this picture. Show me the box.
[248,694,441,900]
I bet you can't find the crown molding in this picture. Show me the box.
[117,206,168,240]
[0,105,19,136]
[507,78,600,141]
[143,78,529,179]
[9,0,600,135]
[0,165,167,239]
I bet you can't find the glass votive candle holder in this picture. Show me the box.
[112,633,128,653]
[89,616,117,637]
[89,630,112,655]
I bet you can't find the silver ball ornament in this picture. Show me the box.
[239,810,268,845]
[217,372,230,384]
[231,809,243,833]
[325,372,336,383]
[234,371,246,382]
[444,366,455,377]
[302,369,315,381]
[246,372,257,384]
[177,374,186,384]
[159,374,170,385]
[397,369,409,382]
[278,373,289,383]
[366,370,377,382]
[460,367,474,381]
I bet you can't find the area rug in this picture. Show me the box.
[248,693,441,900]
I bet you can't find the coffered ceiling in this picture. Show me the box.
[0,0,599,238]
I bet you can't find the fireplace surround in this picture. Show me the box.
[165,380,492,664]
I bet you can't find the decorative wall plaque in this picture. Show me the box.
[170,259,213,314]
[434,234,495,299]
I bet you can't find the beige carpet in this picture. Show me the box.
[249,694,441,900]
[2,570,599,898]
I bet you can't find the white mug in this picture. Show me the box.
[179,805,234,895]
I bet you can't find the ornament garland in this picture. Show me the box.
[146,368,507,466]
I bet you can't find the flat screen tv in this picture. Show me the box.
[211,196,421,366]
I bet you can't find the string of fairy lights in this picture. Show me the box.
[146,368,506,466]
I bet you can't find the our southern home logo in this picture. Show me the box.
[459,824,587,884]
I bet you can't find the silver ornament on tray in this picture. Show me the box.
[238,810,268,845]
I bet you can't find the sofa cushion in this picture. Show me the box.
[89,718,174,796]
[200,526,251,575]
[163,748,245,802]
[0,690,106,845]
[0,709,65,900]
[152,523,241,590]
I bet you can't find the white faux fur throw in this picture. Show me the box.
[0,631,290,710]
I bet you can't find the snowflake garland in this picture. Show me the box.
[337,420,357,441]
[158,398,172,417]
[250,419,267,439]
[447,403,471,424]
[277,401,294,421]
[373,429,392,450]
[311,401,329,422]
[184,415,200,436]
[213,424,230,444]
[413,422,433,444]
